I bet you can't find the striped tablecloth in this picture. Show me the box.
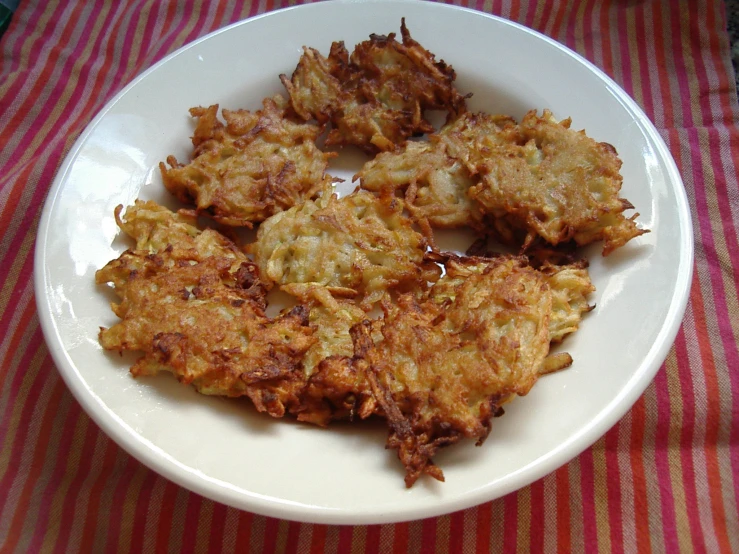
[2,0,738,552]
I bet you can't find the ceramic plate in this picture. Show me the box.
[35,0,693,524]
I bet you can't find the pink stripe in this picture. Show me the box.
[604,426,624,554]
[652,366,680,552]
[579,449,598,550]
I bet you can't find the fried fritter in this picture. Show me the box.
[352,255,593,486]
[355,140,482,230]
[440,110,647,255]
[280,20,466,153]
[250,189,439,306]
[285,284,380,426]
[96,200,316,417]
[159,96,334,227]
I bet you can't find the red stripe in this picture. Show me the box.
[502,492,517,551]
[555,466,571,554]
[475,502,492,552]
[235,510,254,550]
[310,523,327,554]
[392,521,408,553]
[181,493,204,552]
[529,480,544,554]
[153,481,180,553]
[420,517,437,554]
[337,525,354,552]
[449,510,464,554]
[206,502,229,553]
[598,0,614,77]
[365,524,381,554]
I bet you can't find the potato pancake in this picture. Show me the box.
[441,110,647,255]
[280,20,466,153]
[355,139,482,230]
[96,201,316,417]
[353,255,593,486]
[250,189,438,306]
[160,96,334,227]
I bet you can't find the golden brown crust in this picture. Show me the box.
[440,110,648,255]
[96,201,316,418]
[160,96,334,227]
[250,189,439,306]
[280,20,466,153]
[355,140,483,230]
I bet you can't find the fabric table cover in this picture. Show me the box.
[1,0,738,551]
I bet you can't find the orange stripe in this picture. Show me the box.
[629,396,652,553]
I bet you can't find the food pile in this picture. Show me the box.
[96,21,647,487]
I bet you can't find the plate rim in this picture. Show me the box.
[33,0,694,524]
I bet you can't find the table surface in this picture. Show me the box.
[1,1,738,552]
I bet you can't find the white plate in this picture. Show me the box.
[35,0,693,524]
